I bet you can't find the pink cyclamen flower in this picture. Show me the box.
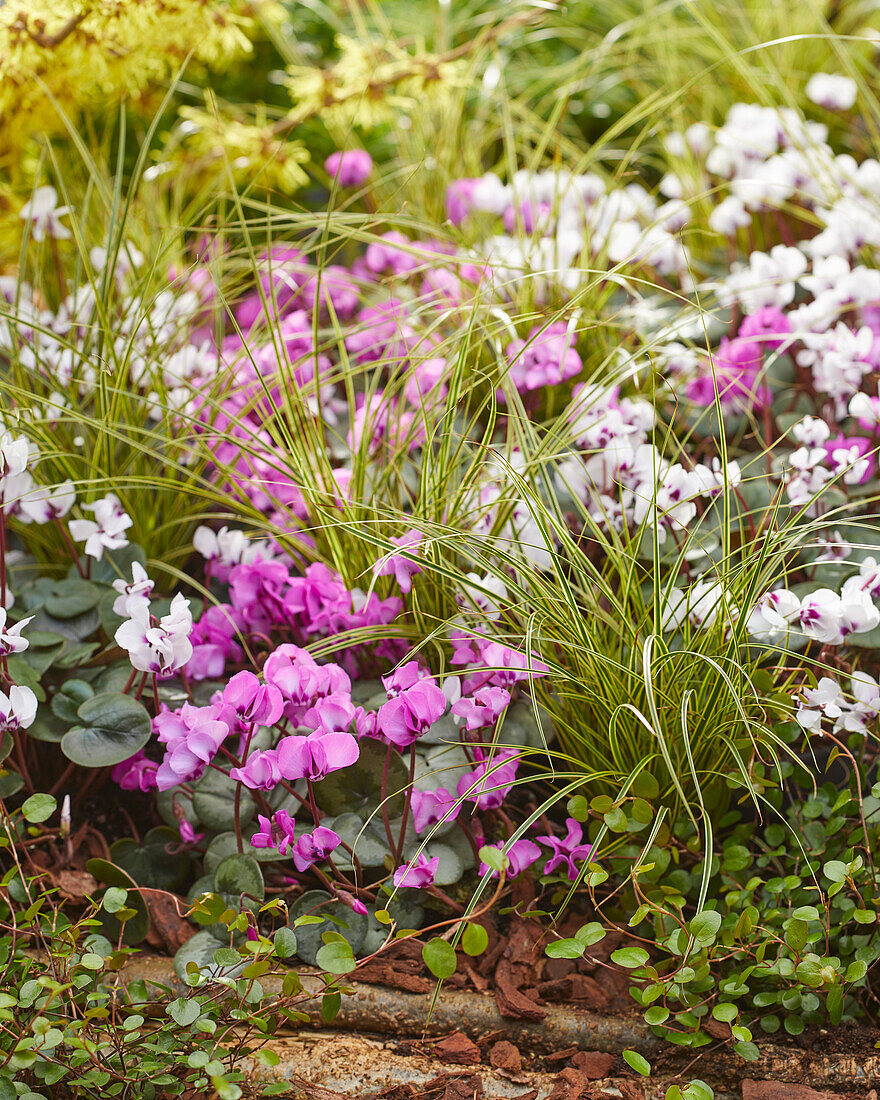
[738,307,792,351]
[325,150,373,188]
[535,818,594,879]
[111,750,159,792]
[251,810,298,855]
[411,787,460,834]
[393,853,440,888]
[292,826,342,872]
[230,748,284,790]
[276,729,360,782]
[457,749,521,810]
[153,703,230,791]
[178,820,204,845]
[502,200,552,236]
[450,686,510,730]
[685,336,769,409]
[373,529,423,594]
[377,675,446,749]
[478,839,542,879]
[221,670,284,728]
[480,642,549,688]
[445,179,480,226]
[505,323,582,393]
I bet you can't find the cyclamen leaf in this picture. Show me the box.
[61,693,151,768]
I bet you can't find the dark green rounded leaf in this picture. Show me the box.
[214,854,264,900]
[44,579,105,619]
[62,692,151,767]
[192,766,255,832]
[314,737,407,817]
[110,827,192,893]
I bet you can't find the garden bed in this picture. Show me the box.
[6,3,880,1100]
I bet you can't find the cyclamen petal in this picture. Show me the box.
[276,730,359,781]
[393,853,439,888]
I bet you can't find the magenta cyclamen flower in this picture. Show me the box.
[251,810,297,855]
[373,529,423,594]
[393,853,440,888]
[325,149,373,188]
[276,729,360,782]
[445,178,480,226]
[377,675,446,748]
[292,826,342,872]
[301,692,357,735]
[738,307,792,351]
[111,750,158,792]
[178,820,204,846]
[154,703,230,791]
[478,839,542,879]
[480,642,549,688]
[457,749,521,810]
[685,336,769,409]
[230,747,284,790]
[220,670,284,728]
[535,818,594,879]
[451,686,511,730]
[505,323,582,393]
[263,643,351,718]
[411,787,460,834]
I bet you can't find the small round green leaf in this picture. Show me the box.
[461,922,489,957]
[21,794,56,824]
[316,940,356,975]
[423,937,457,979]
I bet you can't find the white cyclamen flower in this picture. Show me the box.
[0,608,32,655]
[115,593,193,675]
[68,495,133,561]
[19,186,72,241]
[806,73,858,112]
[0,685,37,731]
[112,562,155,617]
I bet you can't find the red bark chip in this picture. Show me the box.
[742,1083,845,1100]
[571,1051,615,1079]
[434,1032,482,1065]
[441,1074,484,1100]
[488,1040,522,1073]
[546,1068,589,1100]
